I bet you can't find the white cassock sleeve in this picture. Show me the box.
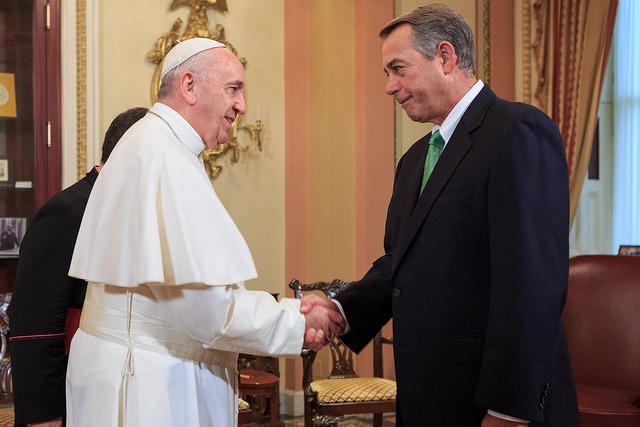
[146,282,305,356]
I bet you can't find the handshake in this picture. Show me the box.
[299,295,346,351]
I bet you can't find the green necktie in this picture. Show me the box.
[420,129,445,195]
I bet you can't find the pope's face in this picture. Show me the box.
[195,49,247,149]
[382,24,448,125]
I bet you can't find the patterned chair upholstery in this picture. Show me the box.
[238,398,250,411]
[564,255,640,427]
[0,406,13,426]
[289,279,396,427]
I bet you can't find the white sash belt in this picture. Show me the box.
[79,283,238,370]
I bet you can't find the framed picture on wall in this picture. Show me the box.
[0,217,26,256]
[618,245,640,256]
[0,72,17,118]
[0,156,11,186]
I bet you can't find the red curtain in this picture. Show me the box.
[533,0,618,224]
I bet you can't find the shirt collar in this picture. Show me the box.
[433,80,484,147]
[150,102,206,157]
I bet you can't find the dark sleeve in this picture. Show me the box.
[8,196,87,425]
[333,157,405,354]
[335,253,392,353]
[473,108,569,422]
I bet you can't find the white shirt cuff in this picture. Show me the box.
[487,410,530,423]
[329,299,350,334]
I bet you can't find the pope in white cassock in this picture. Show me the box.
[65,38,342,426]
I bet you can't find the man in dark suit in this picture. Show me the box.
[304,4,578,426]
[8,107,147,427]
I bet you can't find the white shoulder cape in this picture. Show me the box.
[69,110,257,287]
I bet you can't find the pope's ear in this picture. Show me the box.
[178,71,197,105]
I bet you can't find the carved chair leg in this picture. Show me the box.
[373,413,383,427]
[304,400,314,427]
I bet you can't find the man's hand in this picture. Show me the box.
[29,418,63,427]
[299,293,337,315]
[481,414,528,426]
[301,294,345,351]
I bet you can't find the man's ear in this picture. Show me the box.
[437,41,457,75]
[178,71,197,105]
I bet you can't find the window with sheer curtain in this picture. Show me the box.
[612,0,640,253]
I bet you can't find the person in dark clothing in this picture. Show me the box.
[304,5,578,426]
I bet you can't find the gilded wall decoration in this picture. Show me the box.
[76,0,87,181]
[522,0,532,104]
[148,0,263,180]
[532,0,550,113]
[483,0,491,86]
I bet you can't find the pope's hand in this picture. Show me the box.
[301,294,345,351]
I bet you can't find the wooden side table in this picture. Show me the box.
[239,369,279,427]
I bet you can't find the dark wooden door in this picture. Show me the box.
[0,0,61,291]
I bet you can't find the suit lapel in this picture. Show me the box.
[398,134,430,215]
[391,86,496,275]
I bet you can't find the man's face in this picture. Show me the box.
[382,24,448,124]
[194,49,247,149]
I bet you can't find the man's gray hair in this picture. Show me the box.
[157,51,211,100]
[380,4,476,76]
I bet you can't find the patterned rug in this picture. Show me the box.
[0,405,395,426]
[278,414,396,426]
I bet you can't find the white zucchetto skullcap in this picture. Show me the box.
[160,37,227,81]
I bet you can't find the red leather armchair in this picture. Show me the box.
[564,255,640,426]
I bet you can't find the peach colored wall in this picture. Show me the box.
[307,0,356,284]
[353,0,396,380]
[284,0,395,393]
[284,0,309,391]
[490,0,516,101]
[354,1,396,282]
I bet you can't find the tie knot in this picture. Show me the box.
[429,129,445,150]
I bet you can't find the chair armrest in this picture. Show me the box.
[301,348,317,400]
[288,278,352,299]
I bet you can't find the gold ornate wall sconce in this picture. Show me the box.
[147,0,263,180]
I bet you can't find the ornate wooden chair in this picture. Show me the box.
[563,255,640,426]
[289,279,396,427]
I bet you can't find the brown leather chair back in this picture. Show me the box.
[564,255,640,392]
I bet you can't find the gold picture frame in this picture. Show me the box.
[0,156,11,186]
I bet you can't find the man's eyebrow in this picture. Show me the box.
[226,80,245,88]
[384,59,403,71]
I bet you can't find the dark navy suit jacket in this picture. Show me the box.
[335,86,579,426]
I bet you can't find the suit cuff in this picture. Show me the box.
[487,410,529,423]
[329,299,350,334]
